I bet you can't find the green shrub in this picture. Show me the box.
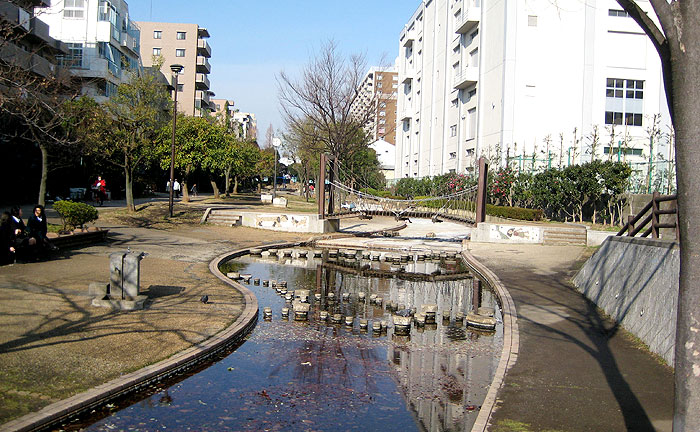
[53,200,99,230]
[486,204,543,221]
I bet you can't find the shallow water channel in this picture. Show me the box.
[78,249,503,432]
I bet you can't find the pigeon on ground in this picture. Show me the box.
[200,295,209,304]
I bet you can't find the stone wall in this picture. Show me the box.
[573,236,679,364]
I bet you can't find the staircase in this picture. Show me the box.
[542,225,587,246]
[201,208,242,226]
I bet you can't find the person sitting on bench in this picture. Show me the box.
[9,206,37,261]
[0,212,16,265]
[27,205,58,254]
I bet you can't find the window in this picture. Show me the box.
[64,0,85,18]
[153,30,162,39]
[176,49,186,57]
[177,31,187,40]
[604,146,642,156]
[528,15,538,27]
[177,83,184,92]
[449,152,457,160]
[65,43,83,67]
[153,47,161,56]
[467,108,477,140]
[468,88,477,99]
[605,78,644,126]
[379,119,386,125]
[451,98,458,108]
[470,48,479,67]
[377,82,382,88]
[450,125,457,137]
[609,9,629,17]
[470,29,478,41]
[379,111,386,116]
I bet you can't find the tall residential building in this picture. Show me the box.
[0,0,68,79]
[232,111,257,141]
[352,67,399,145]
[39,0,141,102]
[137,21,212,117]
[396,0,671,178]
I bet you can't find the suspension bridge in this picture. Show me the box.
[316,154,489,226]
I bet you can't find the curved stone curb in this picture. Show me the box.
[461,250,520,432]
[1,247,265,432]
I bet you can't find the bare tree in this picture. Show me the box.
[277,40,390,165]
[263,124,274,149]
[585,125,600,163]
[614,2,700,429]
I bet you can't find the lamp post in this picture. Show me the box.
[272,137,281,199]
[168,64,184,218]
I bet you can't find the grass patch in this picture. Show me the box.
[0,389,50,424]
[97,202,202,229]
[493,419,533,432]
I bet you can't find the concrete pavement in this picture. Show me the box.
[466,242,673,432]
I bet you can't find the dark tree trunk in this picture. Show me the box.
[124,157,135,212]
[38,143,48,207]
[209,174,220,199]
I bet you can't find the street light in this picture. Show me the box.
[168,64,184,218]
[272,137,281,199]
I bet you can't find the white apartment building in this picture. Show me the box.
[232,111,257,141]
[351,66,400,145]
[396,0,671,178]
[40,0,141,102]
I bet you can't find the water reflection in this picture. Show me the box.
[77,250,501,432]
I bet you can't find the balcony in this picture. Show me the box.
[96,21,120,43]
[120,32,138,55]
[195,73,210,90]
[57,53,122,80]
[196,56,210,73]
[401,66,414,84]
[120,20,140,55]
[453,66,478,89]
[196,89,211,104]
[455,6,480,33]
[197,38,211,58]
[1,43,55,77]
[402,29,415,47]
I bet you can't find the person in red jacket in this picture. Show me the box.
[92,176,106,205]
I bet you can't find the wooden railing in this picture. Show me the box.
[617,192,679,240]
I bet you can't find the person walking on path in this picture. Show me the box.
[173,179,181,199]
[190,184,198,197]
[92,176,106,206]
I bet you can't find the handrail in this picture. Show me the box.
[617,192,679,240]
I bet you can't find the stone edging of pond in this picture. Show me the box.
[461,250,520,432]
[0,243,305,432]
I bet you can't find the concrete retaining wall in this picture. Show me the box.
[573,236,679,364]
[236,211,338,233]
[471,223,543,244]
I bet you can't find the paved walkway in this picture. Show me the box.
[466,242,674,432]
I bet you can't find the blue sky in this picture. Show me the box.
[128,0,419,137]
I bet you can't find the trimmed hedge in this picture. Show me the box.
[53,200,99,230]
[486,204,543,221]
